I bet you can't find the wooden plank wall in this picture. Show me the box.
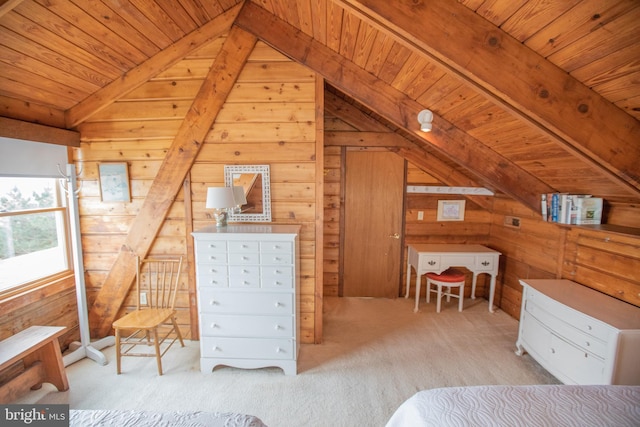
[73,39,319,344]
[0,274,79,347]
[404,164,493,298]
[490,197,640,319]
[189,41,318,343]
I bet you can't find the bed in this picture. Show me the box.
[386,385,640,427]
[70,409,267,427]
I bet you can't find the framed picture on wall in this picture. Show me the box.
[98,162,131,202]
[437,200,465,221]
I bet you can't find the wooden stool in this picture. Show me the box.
[426,268,466,313]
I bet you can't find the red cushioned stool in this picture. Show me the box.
[425,268,466,313]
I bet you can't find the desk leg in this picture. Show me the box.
[471,273,478,299]
[413,274,422,313]
[405,260,412,298]
[488,274,497,313]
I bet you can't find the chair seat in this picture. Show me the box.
[426,268,465,283]
[113,308,176,330]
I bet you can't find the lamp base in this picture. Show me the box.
[213,209,228,227]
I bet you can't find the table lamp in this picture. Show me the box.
[206,187,236,227]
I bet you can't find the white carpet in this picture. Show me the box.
[33,296,558,426]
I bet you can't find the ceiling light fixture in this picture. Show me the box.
[417,109,433,132]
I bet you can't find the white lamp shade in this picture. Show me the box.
[232,186,247,205]
[205,187,236,209]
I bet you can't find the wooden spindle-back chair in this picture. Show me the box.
[112,256,184,375]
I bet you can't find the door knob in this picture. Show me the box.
[389,233,400,239]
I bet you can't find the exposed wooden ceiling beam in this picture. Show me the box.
[235,1,553,213]
[0,117,79,146]
[337,0,640,195]
[89,26,258,338]
[65,3,243,128]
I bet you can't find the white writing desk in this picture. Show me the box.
[405,244,501,313]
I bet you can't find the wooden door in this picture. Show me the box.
[343,150,405,298]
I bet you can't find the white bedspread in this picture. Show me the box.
[70,409,267,427]
[386,385,640,427]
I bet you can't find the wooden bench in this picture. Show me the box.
[0,326,69,403]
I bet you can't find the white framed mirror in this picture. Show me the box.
[224,165,271,222]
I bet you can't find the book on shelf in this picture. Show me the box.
[541,193,602,225]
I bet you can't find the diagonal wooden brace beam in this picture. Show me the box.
[89,26,258,338]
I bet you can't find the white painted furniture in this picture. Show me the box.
[405,244,501,312]
[516,279,640,385]
[192,224,300,375]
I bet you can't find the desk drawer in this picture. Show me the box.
[418,255,440,270]
[200,313,293,338]
[260,241,293,254]
[475,255,496,271]
[201,337,294,360]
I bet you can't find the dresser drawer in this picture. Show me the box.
[261,252,293,265]
[199,288,294,315]
[200,313,293,338]
[228,241,259,252]
[197,241,227,253]
[261,266,293,289]
[549,334,606,384]
[526,301,607,358]
[228,252,260,265]
[526,287,612,342]
[201,337,294,360]
[260,241,293,253]
[198,272,228,288]
[197,252,228,265]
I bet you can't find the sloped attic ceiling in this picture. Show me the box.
[0,0,639,214]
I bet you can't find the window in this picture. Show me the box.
[0,177,70,295]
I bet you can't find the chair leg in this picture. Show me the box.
[458,284,465,312]
[115,328,122,375]
[426,279,431,303]
[436,284,443,313]
[171,317,185,347]
[152,328,163,376]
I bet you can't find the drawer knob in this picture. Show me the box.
[210,323,218,328]
[276,347,283,353]
[275,324,282,330]
[550,348,555,354]
[242,256,248,261]
[274,301,282,307]
[275,281,282,286]
[482,261,490,266]
[587,325,593,331]
[428,260,436,266]
[275,258,281,262]
[209,300,218,305]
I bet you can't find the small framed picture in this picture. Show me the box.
[437,200,465,221]
[98,162,131,202]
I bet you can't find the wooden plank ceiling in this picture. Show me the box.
[1,0,639,210]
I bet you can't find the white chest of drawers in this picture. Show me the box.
[516,279,640,385]
[192,224,300,375]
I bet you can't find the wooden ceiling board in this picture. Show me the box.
[501,0,581,43]
[475,0,529,27]
[546,6,640,72]
[523,0,639,58]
